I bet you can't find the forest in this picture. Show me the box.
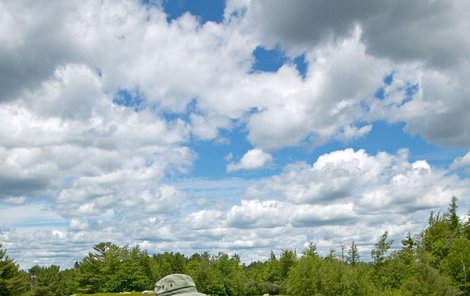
[1,197,469,296]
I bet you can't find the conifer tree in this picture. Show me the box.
[347,241,360,266]
[371,231,393,265]
[401,231,415,250]
[446,196,460,232]
[0,243,29,296]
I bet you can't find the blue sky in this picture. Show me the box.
[0,0,469,268]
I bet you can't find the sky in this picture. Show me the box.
[0,0,469,269]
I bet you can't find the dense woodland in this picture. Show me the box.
[1,197,469,296]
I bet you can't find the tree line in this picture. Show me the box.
[1,197,469,296]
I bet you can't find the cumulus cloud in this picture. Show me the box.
[0,1,79,102]
[1,0,469,268]
[249,149,469,212]
[227,148,273,172]
[3,0,467,152]
[227,200,289,227]
[2,145,469,268]
[0,203,67,230]
[182,210,225,230]
[451,152,470,173]
[0,0,393,153]
[236,0,470,148]
[369,66,470,148]
[69,219,89,231]
[240,0,470,68]
[245,31,388,150]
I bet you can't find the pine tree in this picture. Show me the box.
[464,207,470,240]
[302,242,319,258]
[402,232,415,250]
[279,249,297,278]
[347,241,360,266]
[446,196,460,232]
[371,231,393,265]
[400,231,416,265]
[0,243,29,296]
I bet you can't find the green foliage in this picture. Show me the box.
[464,208,470,240]
[151,251,187,281]
[25,265,61,296]
[286,253,321,296]
[56,268,79,296]
[371,231,393,266]
[279,249,297,278]
[302,242,319,258]
[287,252,377,296]
[186,252,246,296]
[419,196,470,294]
[398,262,458,296]
[347,241,360,266]
[262,250,280,284]
[445,196,460,232]
[442,237,470,293]
[75,293,142,296]
[75,242,154,294]
[0,243,29,296]
[400,232,416,265]
[243,261,266,295]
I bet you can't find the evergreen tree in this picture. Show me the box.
[286,254,321,296]
[262,251,280,284]
[442,237,470,294]
[302,242,319,258]
[423,210,452,267]
[111,245,152,292]
[75,242,121,293]
[262,251,281,294]
[402,231,415,250]
[0,243,29,296]
[371,231,393,265]
[325,248,338,261]
[243,261,266,296]
[445,196,460,232]
[26,265,61,296]
[400,231,416,265]
[279,249,297,278]
[347,241,360,266]
[464,207,470,240]
[55,268,79,296]
[186,252,212,294]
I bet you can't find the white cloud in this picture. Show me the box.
[240,0,470,68]
[0,0,391,153]
[0,0,469,269]
[227,200,290,227]
[235,0,470,148]
[252,149,469,213]
[190,113,232,141]
[451,152,470,173]
[3,196,26,206]
[336,124,372,142]
[23,64,103,120]
[369,65,470,148]
[182,210,225,230]
[0,202,67,230]
[246,31,388,150]
[227,148,273,172]
[1,0,469,152]
[69,219,89,231]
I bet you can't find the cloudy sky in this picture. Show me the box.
[1,0,469,269]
